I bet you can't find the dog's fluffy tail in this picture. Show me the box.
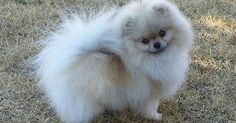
[35,9,122,84]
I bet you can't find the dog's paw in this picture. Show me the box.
[153,112,162,121]
[144,112,162,121]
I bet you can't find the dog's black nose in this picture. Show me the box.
[154,42,162,49]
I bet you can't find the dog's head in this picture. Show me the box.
[120,0,193,56]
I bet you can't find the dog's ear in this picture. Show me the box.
[152,4,169,15]
[122,17,136,36]
[123,17,135,28]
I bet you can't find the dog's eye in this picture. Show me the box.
[159,30,166,37]
[142,38,150,44]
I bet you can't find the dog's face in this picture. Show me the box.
[121,1,193,54]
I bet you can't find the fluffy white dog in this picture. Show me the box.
[35,0,193,122]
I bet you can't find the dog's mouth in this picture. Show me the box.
[147,46,167,54]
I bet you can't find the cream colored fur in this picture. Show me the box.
[35,0,193,122]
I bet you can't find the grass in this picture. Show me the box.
[0,0,235,122]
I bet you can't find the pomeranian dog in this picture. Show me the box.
[35,0,193,122]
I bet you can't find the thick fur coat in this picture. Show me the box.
[35,0,193,122]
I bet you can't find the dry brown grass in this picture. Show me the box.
[0,0,235,122]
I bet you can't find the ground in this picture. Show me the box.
[0,0,235,123]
